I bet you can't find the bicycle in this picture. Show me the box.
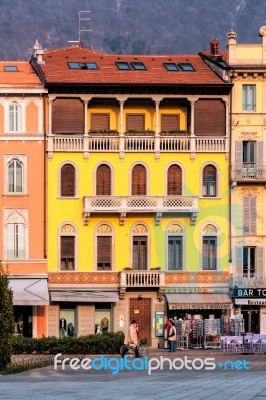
[120,339,149,359]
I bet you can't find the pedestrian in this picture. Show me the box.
[122,320,139,358]
[168,320,176,353]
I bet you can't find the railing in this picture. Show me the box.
[229,274,265,288]
[120,271,164,287]
[50,135,227,154]
[231,163,266,181]
[83,195,198,212]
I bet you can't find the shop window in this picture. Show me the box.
[96,164,111,195]
[95,304,111,334]
[60,163,76,197]
[9,101,21,132]
[59,308,76,338]
[167,164,182,195]
[14,306,32,337]
[242,85,256,112]
[203,165,217,197]
[60,224,76,270]
[132,164,147,195]
[7,159,23,193]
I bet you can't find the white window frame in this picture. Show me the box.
[166,222,185,271]
[200,223,219,270]
[4,154,27,195]
[9,101,22,132]
[3,208,28,260]
[242,85,256,112]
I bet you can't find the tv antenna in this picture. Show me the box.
[68,11,93,45]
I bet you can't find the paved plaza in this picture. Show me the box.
[0,352,266,400]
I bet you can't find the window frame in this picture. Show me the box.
[131,62,147,70]
[163,63,179,71]
[4,208,28,260]
[59,223,77,271]
[201,163,219,198]
[201,223,219,270]
[4,154,27,195]
[242,84,256,112]
[166,223,185,271]
[9,101,22,132]
[59,162,77,198]
[95,223,114,271]
[130,223,150,270]
[116,61,131,70]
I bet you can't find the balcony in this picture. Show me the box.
[120,271,164,288]
[231,163,266,182]
[83,195,199,226]
[48,134,228,157]
[229,274,266,288]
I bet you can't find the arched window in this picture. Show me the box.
[96,164,111,195]
[167,223,184,270]
[9,101,21,132]
[60,164,75,197]
[167,165,182,195]
[5,209,28,260]
[202,224,218,270]
[132,164,146,195]
[60,223,76,270]
[203,165,217,197]
[132,224,148,270]
[96,224,113,270]
[8,159,23,193]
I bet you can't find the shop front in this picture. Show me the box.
[233,288,266,334]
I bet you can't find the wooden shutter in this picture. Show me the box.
[61,164,75,197]
[97,236,111,270]
[235,246,243,275]
[161,114,180,131]
[52,98,84,134]
[257,141,263,177]
[256,247,264,277]
[91,113,110,131]
[132,164,146,195]
[194,99,225,136]
[96,164,111,195]
[235,141,243,164]
[243,196,256,235]
[61,236,74,258]
[133,236,147,270]
[167,165,182,195]
[126,114,145,131]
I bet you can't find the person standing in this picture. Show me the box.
[122,319,139,358]
[168,320,177,353]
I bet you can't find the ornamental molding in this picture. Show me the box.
[239,188,259,197]
[48,272,119,285]
[240,132,259,140]
[60,224,75,234]
[3,208,28,225]
[165,272,229,285]
[168,224,183,233]
[133,224,148,234]
[97,224,112,234]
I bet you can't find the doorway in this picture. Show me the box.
[130,298,151,345]
[241,306,260,333]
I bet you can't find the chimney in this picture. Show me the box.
[227,29,237,64]
[33,39,45,64]
[210,38,219,56]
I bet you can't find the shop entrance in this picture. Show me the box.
[14,306,33,337]
[241,306,260,333]
[130,298,151,346]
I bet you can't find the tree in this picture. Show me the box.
[0,262,14,370]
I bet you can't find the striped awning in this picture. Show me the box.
[165,293,232,310]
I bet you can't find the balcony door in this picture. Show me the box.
[243,141,255,178]
[96,164,111,195]
[133,236,147,270]
[132,164,146,195]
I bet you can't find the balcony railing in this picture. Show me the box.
[120,271,164,287]
[83,195,198,225]
[49,134,227,155]
[231,163,266,181]
[229,274,265,288]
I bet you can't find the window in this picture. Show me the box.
[96,224,113,271]
[179,63,195,71]
[7,223,25,259]
[161,114,180,132]
[242,85,256,111]
[60,164,76,197]
[243,247,255,278]
[163,63,179,71]
[168,237,183,270]
[202,224,218,270]
[4,66,18,72]
[131,62,146,70]
[90,113,110,132]
[60,224,76,270]
[243,141,255,164]
[126,114,145,132]
[167,165,182,195]
[116,62,131,70]
[8,159,23,193]
[85,62,98,70]
[133,236,147,270]
[203,165,217,197]
[132,164,146,195]
[202,237,217,270]
[68,62,98,70]
[96,164,111,195]
[9,102,21,132]
[243,196,256,235]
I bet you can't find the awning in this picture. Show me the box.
[50,290,119,303]
[9,278,49,306]
[165,293,232,310]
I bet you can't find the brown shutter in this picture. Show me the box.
[161,114,180,131]
[97,236,111,270]
[243,196,256,235]
[256,247,264,277]
[61,236,75,258]
[126,114,145,131]
[61,164,75,197]
[132,164,146,195]
[167,165,182,195]
[52,98,84,134]
[194,99,225,136]
[91,113,110,131]
[96,164,111,195]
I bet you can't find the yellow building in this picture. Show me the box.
[227,27,266,334]
[31,43,232,347]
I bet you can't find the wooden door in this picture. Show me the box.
[130,298,151,346]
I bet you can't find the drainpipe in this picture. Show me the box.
[43,94,47,259]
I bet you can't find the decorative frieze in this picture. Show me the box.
[48,272,119,285]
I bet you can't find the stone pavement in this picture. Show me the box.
[1,350,265,400]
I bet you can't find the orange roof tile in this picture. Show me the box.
[0,61,42,88]
[38,46,227,86]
